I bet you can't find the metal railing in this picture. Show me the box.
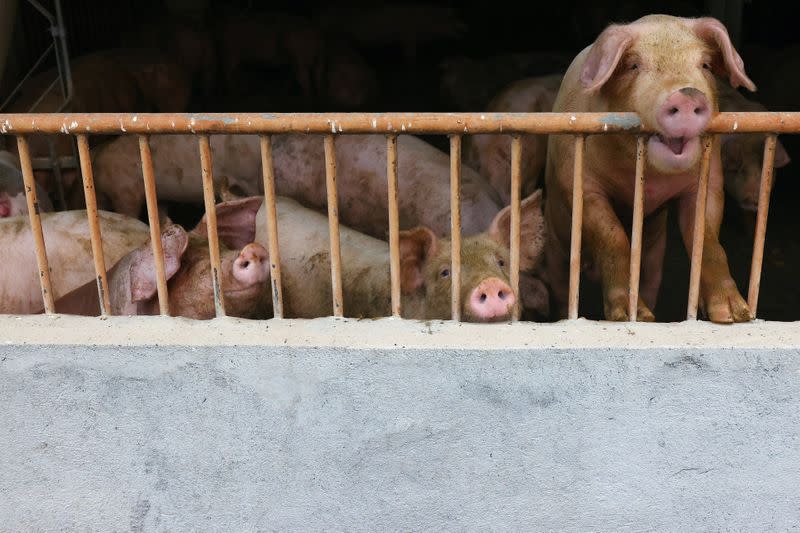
[0,111,793,321]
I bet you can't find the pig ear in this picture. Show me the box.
[192,196,263,250]
[774,139,791,168]
[130,225,189,302]
[580,26,633,92]
[488,189,546,271]
[693,18,756,92]
[398,226,438,294]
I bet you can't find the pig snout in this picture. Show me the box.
[657,88,711,141]
[233,243,269,286]
[468,277,516,321]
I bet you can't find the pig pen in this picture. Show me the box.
[3,1,800,530]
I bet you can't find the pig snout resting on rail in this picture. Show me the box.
[0,151,53,217]
[52,199,270,319]
[251,191,544,321]
[0,211,151,314]
[464,74,562,205]
[544,15,756,323]
[716,79,791,213]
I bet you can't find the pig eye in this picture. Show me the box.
[630,63,638,71]
[439,268,450,279]
[497,258,505,268]
[702,63,711,70]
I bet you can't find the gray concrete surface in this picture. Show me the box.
[1,317,800,530]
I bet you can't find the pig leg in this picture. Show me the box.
[677,156,751,323]
[639,208,668,311]
[583,193,655,322]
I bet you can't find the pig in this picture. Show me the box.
[0,210,151,314]
[544,15,756,323]
[90,133,501,239]
[49,202,271,319]
[250,191,545,321]
[0,150,53,217]
[217,10,325,104]
[439,51,573,111]
[4,48,192,207]
[464,75,563,205]
[313,4,466,64]
[716,79,791,212]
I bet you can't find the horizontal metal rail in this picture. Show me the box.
[1,111,791,323]
[1,112,800,135]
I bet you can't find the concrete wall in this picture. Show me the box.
[1,316,800,531]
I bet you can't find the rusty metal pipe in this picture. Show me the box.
[747,134,778,317]
[76,134,111,315]
[450,135,462,322]
[510,135,522,322]
[198,135,226,317]
[3,112,799,135]
[568,135,586,320]
[16,135,55,314]
[686,136,714,321]
[324,134,344,317]
[138,135,170,316]
[260,135,284,319]
[386,134,401,318]
[628,136,647,321]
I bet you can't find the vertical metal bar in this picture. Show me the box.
[509,135,522,321]
[76,134,111,315]
[568,135,586,320]
[260,135,284,319]
[138,135,170,316]
[198,135,226,317]
[450,134,462,321]
[386,134,401,317]
[16,136,55,314]
[686,135,714,320]
[628,136,647,321]
[747,134,778,317]
[324,134,344,317]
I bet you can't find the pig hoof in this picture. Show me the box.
[702,283,752,324]
[604,292,655,322]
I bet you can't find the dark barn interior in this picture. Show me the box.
[2,0,798,322]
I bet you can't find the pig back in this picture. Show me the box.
[0,211,150,314]
[271,134,502,240]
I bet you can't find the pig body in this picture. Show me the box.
[91,134,263,218]
[464,75,562,204]
[0,210,150,314]
[716,80,791,212]
[544,15,755,323]
[255,193,544,321]
[92,133,501,240]
[0,150,53,217]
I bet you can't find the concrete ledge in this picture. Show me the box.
[1,317,799,530]
[1,314,799,349]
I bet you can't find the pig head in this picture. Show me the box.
[545,15,755,323]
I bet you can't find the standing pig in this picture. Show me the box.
[716,80,791,212]
[50,200,271,319]
[544,15,756,323]
[464,74,562,204]
[252,191,545,321]
[0,150,53,217]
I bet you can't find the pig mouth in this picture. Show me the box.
[654,135,690,155]
[648,135,701,169]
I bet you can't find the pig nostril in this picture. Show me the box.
[240,260,250,269]
[479,293,487,303]
[694,107,705,115]
[498,291,506,300]
[669,107,679,116]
